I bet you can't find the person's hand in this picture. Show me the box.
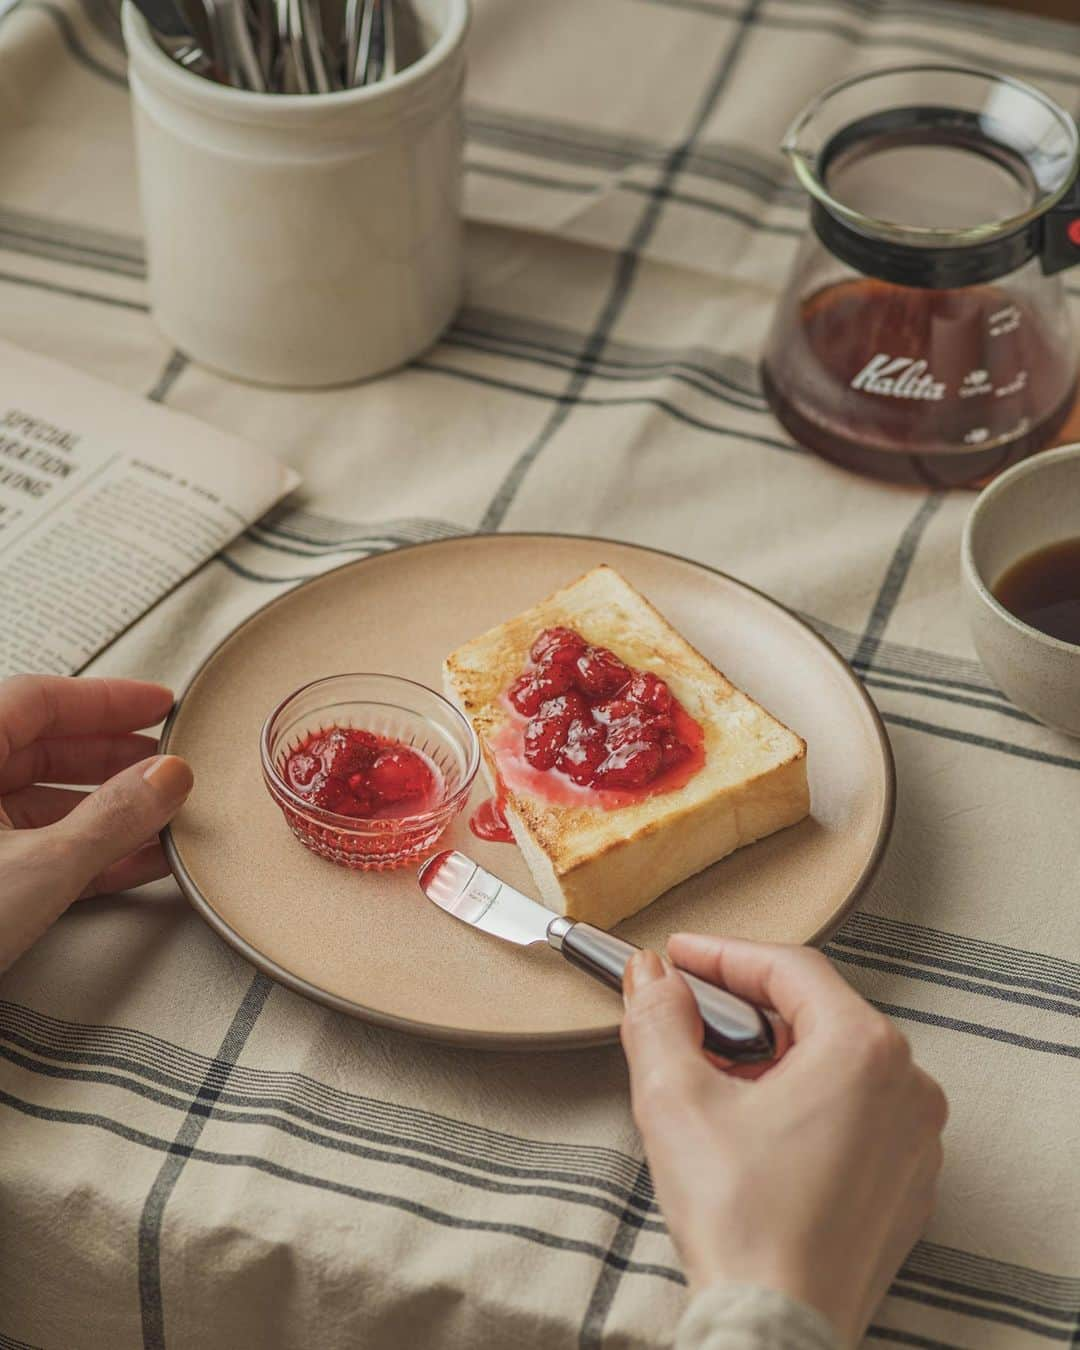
[0,675,193,973]
[620,936,947,1349]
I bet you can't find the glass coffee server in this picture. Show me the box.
[762,66,1080,487]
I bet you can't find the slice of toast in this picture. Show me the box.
[443,565,809,929]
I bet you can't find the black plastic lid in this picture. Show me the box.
[813,106,1080,288]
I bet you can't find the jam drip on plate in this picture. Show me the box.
[284,726,440,819]
[469,791,514,843]
[469,626,705,837]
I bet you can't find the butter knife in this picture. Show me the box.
[418,850,775,1063]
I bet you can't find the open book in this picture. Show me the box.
[0,340,300,678]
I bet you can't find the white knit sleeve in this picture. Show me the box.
[674,1283,842,1350]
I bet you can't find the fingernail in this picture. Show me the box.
[142,755,194,801]
[624,949,664,1000]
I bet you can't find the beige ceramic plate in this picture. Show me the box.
[163,534,894,1049]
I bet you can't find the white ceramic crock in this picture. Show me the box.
[122,0,467,387]
[961,442,1080,737]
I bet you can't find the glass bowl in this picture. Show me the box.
[260,673,479,871]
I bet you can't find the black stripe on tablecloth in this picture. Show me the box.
[0,1334,42,1350]
[0,1032,665,1226]
[21,0,126,84]
[466,160,602,195]
[836,913,1080,999]
[853,493,945,671]
[802,613,1001,693]
[0,251,1069,524]
[882,712,1080,774]
[244,514,468,558]
[4,1071,1078,1338]
[865,1328,963,1350]
[477,0,767,531]
[33,0,1080,98]
[146,351,189,404]
[77,0,124,49]
[579,1160,654,1348]
[0,206,144,277]
[887,1243,1080,1338]
[467,106,797,197]
[256,505,469,548]
[471,164,803,233]
[768,0,1080,56]
[0,1087,686,1285]
[831,948,1080,1021]
[0,1001,654,1195]
[3,206,1076,451]
[865,661,1005,702]
[877,1001,1080,1061]
[8,910,1076,1154]
[896,1273,1079,1328]
[471,164,804,235]
[138,971,272,1350]
[217,553,318,585]
[413,359,800,450]
[635,0,1080,89]
[801,611,1069,730]
[448,312,768,410]
[890,1282,1075,1342]
[3,1002,1078,1325]
[621,178,800,232]
[862,674,1039,726]
[0,267,147,311]
[5,1068,1078,1340]
[7,953,1076,1160]
[908,1241,1080,1312]
[0,263,794,446]
[0,1039,667,1229]
[0,211,774,416]
[467,159,801,236]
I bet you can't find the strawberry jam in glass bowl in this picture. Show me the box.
[486,626,705,815]
[261,674,479,870]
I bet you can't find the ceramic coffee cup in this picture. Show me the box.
[961,442,1080,737]
[122,0,468,387]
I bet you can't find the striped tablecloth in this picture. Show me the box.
[1,1,1079,1347]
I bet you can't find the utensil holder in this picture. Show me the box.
[122,0,468,387]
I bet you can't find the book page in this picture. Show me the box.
[0,341,301,677]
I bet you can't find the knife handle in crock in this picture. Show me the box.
[548,918,775,1064]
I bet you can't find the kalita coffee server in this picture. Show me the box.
[762,66,1080,488]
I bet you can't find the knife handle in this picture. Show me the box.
[549,919,775,1064]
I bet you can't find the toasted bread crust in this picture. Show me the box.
[444,565,809,926]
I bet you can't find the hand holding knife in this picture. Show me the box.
[418,850,776,1065]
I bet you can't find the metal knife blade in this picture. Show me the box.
[418,850,553,947]
[417,849,777,1065]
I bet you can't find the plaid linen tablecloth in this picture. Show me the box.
[1,1,1079,1346]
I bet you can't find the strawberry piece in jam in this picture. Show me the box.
[596,740,662,790]
[626,671,673,714]
[369,748,432,803]
[283,725,437,818]
[557,720,606,785]
[574,646,630,698]
[531,626,587,665]
[321,727,380,777]
[503,626,704,797]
